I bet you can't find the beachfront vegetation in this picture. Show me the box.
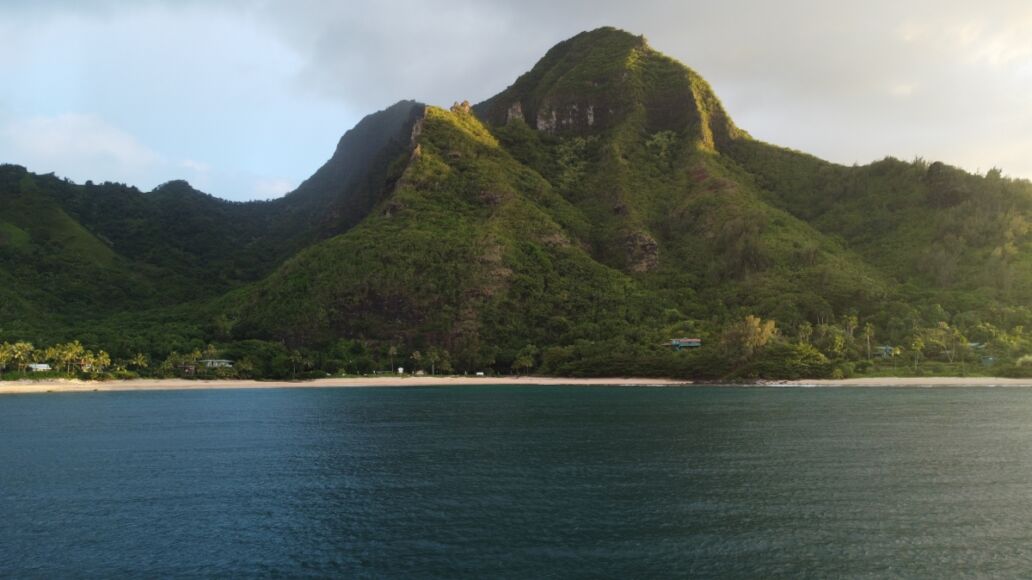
[3,28,1032,381]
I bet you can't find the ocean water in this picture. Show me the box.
[3,386,1032,577]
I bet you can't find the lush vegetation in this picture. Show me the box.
[3,28,1032,382]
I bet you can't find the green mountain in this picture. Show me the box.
[4,27,1032,379]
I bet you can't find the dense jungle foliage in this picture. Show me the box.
[3,28,1032,381]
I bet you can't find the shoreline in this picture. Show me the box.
[3,375,1032,394]
[752,377,1032,388]
[0,376,692,394]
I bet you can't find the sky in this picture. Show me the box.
[2,0,1031,201]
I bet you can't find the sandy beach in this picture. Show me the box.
[755,377,1032,388]
[0,375,694,394]
[4,375,1032,394]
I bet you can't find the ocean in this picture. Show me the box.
[3,386,1032,577]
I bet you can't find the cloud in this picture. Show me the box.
[179,159,211,174]
[3,0,1032,198]
[1,113,161,183]
[252,177,295,200]
[888,83,918,98]
[0,112,298,202]
[245,0,1032,180]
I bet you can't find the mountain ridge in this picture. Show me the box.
[3,26,1032,379]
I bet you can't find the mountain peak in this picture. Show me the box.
[476,27,742,148]
[152,179,201,195]
[563,26,647,49]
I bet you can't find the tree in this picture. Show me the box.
[11,342,34,373]
[0,342,13,379]
[234,357,256,379]
[924,321,967,364]
[843,314,859,340]
[721,316,777,362]
[425,347,447,375]
[86,351,111,374]
[57,341,86,374]
[863,322,875,361]
[388,345,398,372]
[160,351,182,376]
[437,349,454,375]
[212,314,235,340]
[812,324,847,359]
[513,344,539,375]
[911,337,925,371]
[129,353,149,370]
[288,350,310,378]
[797,321,813,345]
[43,346,60,369]
[202,343,220,361]
[410,350,423,372]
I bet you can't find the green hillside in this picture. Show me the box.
[0,168,154,332]
[0,101,424,338]
[3,27,1032,380]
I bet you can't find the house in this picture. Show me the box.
[27,363,51,372]
[200,359,233,369]
[667,338,702,350]
[874,345,895,359]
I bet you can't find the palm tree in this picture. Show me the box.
[92,351,111,374]
[129,353,149,370]
[59,341,86,374]
[0,342,13,379]
[863,322,875,361]
[911,337,925,371]
[11,342,34,373]
[425,348,443,375]
[288,350,311,379]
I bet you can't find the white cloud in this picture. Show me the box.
[4,0,1032,196]
[888,83,918,98]
[179,159,211,173]
[1,113,161,183]
[0,111,296,201]
[252,177,295,200]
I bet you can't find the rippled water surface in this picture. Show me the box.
[3,386,1032,577]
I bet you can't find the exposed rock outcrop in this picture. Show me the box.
[625,230,659,273]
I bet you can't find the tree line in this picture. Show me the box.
[5,307,1032,382]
